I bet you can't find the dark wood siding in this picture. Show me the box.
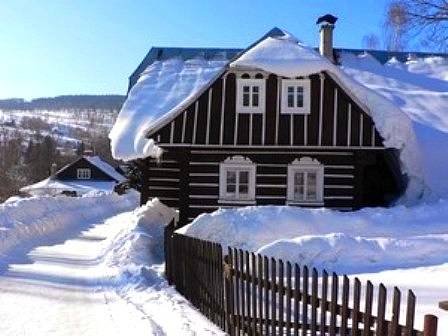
[149,71,385,149]
[55,157,116,181]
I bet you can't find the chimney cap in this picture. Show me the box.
[316,14,338,26]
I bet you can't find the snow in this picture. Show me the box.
[0,195,224,335]
[0,192,139,260]
[230,30,424,201]
[180,202,448,333]
[19,177,119,196]
[109,57,227,161]
[340,52,448,199]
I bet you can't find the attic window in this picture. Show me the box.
[77,168,91,180]
[281,79,311,114]
[237,78,265,114]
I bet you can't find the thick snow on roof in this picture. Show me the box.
[230,31,424,201]
[109,57,228,161]
[19,178,118,196]
[340,52,448,198]
[84,156,125,182]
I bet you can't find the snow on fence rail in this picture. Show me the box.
[164,221,438,336]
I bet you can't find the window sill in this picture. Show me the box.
[280,110,311,115]
[237,109,265,114]
[218,199,256,205]
[286,201,324,206]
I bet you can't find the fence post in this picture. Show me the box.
[423,315,438,336]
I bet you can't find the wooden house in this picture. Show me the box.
[20,155,125,196]
[119,16,414,226]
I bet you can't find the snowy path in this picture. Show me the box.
[0,207,224,336]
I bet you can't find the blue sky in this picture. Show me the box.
[0,0,390,99]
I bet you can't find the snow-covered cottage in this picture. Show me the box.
[20,155,125,196]
[110,14,447,226]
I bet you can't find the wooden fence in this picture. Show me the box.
[164,223,438,336]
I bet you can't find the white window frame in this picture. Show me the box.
[236,78,266,114]
[219,156,256,204]
[281,79,311,114]
[77,168,91,180]
[287,157,324,205]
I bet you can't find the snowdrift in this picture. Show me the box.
[179,201,448,274]
[0,191,139,257]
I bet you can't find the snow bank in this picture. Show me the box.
[109,58,227,161]
[179,201,448,273]
[340,52,448,198]
[230,31,424,201]
[258,233,448,274]
[102,201,225,335]
[0,191,139,257]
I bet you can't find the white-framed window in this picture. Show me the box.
[236,78,265,114]
[77,168,91,179]
[281,79,311,114]
[219,156,256,203]
[287,157,324,204]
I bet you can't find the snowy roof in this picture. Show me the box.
[84,156,125,182]
[129,46,448,92]
[19,178,118,196]
[109,57,228,161]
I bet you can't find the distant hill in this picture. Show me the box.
[0,95,126,110]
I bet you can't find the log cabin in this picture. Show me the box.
[112,15,425,227]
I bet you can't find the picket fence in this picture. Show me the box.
[164,222,438,336]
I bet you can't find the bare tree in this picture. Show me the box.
[384,1,410,51]
[362,33,381,49]
[385,0,448,50]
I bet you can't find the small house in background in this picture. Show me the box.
[20,155,125,197]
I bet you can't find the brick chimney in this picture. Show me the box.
[317,14,338,63]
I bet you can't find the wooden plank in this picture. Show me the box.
[362,281,373,336]
[251,253,257,335]
[302,266,309,336]
[293,264,300,336]
[218,244,225,329]
[390,287,401,336]
[320,270,328,336]
[376,284,387,336]
[310,268,318,336]
[234,248,241,336]
[329,273,338,336]
[271,258,277,335]
[264,256,270,335]
[278,259,285,336]
[285,262,292,336]
[352,277,361,336]
[245,251,251,334]
[405,290,416,336]
[239,250,246,335]
[340,275,349,336]
[258,254,263,335]
[226,248,234,335]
